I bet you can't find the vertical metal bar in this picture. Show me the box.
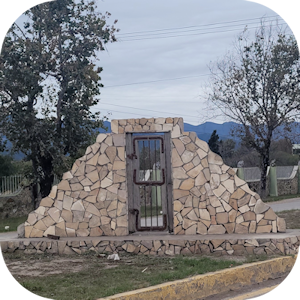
[150,140,153,229]
[148,138,152,229]
[144,185,147,227]
[153,140,158,226]
[143,140,145,181]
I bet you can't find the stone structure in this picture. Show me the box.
[24,117,286,238]
[2,235,299,256]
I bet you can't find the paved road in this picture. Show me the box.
[205,274,300,300]
[268,197,300,212]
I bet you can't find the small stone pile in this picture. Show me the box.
[24,117,286,238]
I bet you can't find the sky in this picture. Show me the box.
[0,0,299,125]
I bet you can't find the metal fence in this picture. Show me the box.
[0,174,61,197]
[0,175,24,196]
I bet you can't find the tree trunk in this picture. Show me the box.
[39,156,54,199]
[260,152,270,199]
[31,182,40,210]
[31,151,54,207]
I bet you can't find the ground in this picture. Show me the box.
[276,209,300,229]
[1,204,300,299]
[2,252,282,300]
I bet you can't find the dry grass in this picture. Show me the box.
[277,209,300,229]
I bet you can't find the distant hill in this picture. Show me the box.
[183,121,238,142]
[99,121,238,142]
[2,120,299,160]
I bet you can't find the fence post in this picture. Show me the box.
[298,165,300,194]
[236,168,244,180]
[269,166,278,197]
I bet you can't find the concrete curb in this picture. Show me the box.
[97,255,297,300]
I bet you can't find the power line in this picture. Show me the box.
[119,22,287,42]
[100,94,198,98]
[104,74,210,88]
[117,17,281,39]
[97,101,200,119]
[91,107,182,119]
[117,15,279,36]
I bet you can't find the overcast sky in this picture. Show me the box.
[0,0,299,126]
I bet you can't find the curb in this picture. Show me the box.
[97,255,297,300]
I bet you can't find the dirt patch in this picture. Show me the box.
[0,255,88,283]
[277,209,300,229]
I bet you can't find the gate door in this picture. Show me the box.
[126,132,172,233]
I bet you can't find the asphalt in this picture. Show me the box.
[268,197,300,212]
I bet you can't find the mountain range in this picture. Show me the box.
[3,121,300,160]
[99,121,237,142]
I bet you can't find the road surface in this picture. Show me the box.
[205,274,300,300]
[268,197,300,212]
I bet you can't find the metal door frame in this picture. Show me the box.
[126,131,173,233]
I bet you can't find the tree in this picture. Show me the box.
[206,21,300,197]
[0,155,17,177]
[208,130,220,155]
[0,0,118,206]
[219,138,236,165]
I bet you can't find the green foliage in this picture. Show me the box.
[208,130,220,155]
[0,0,118,200]
[226,138,299,168]
[0,155,17,176]
[219,139,236,165]
[207,20,300,196]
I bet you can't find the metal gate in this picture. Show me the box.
[126,132,173,233]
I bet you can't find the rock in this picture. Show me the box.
[107,253,120,260]
[254,200,269,214]
[180,178,195,190]
[17,223,25,238]
[256,225,272,233]
[216,212,228,224]
[199,209,211,221]
[208,225,226,234]
[264,208,277,221]
[277,217,286,232]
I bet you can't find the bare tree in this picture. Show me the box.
[206,20,300,198]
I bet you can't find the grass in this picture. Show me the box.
[2,253,252,300]
[263,193,300,203]
[0,215,27,232]
[277,209,300,229]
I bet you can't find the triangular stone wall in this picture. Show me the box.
[24,117,286,238]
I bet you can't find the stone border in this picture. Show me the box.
[1,236,299,256]
[96,255,297,300]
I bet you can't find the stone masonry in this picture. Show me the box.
[2,236,299,256]
[24,117,286,238]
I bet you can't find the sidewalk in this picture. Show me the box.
[1,229,300,243]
